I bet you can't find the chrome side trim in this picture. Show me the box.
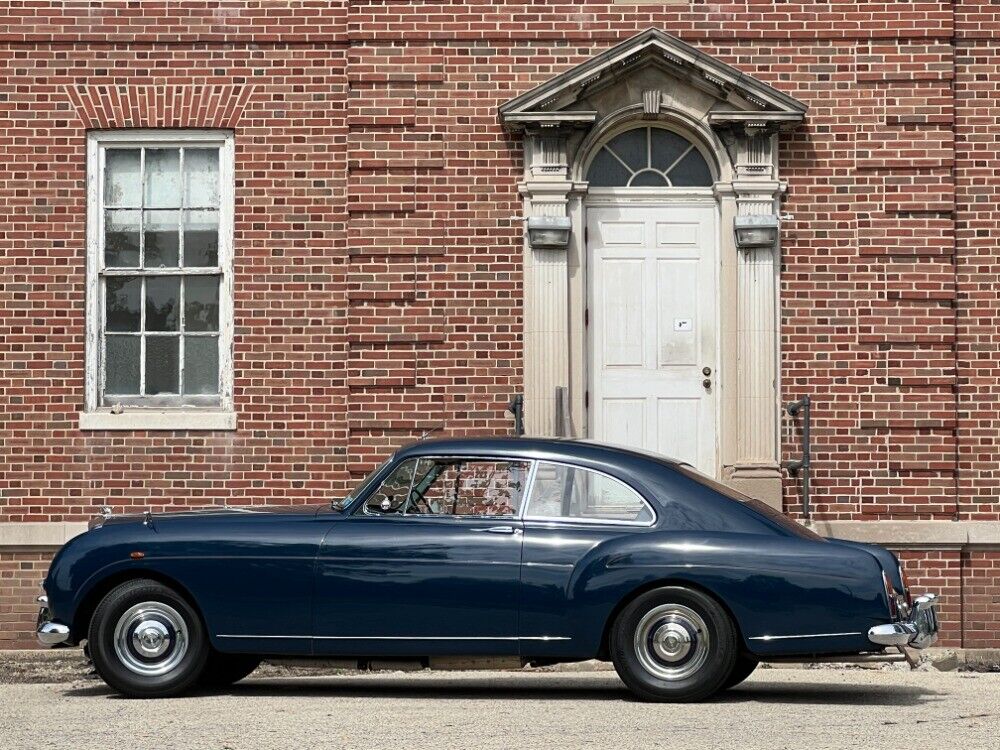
[749,632,863,642]
[217,634,571,642]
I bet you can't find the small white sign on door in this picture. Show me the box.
[673,318,693,332]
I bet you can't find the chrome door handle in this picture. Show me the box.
[477,525,520,534]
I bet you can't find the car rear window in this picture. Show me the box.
[672,463,824,541]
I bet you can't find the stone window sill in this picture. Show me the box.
[78,410,237,431]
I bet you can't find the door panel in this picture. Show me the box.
[313,515,523,656]
[589,204,717,473]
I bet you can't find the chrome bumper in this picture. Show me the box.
[36,595,71,647]
[868,593,939,649]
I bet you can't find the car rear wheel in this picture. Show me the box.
[722,653,759,690]
[88,578,208,698]
[198,651,261,688]
[610,586,738,702]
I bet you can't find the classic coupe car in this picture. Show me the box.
[37,438,938,701]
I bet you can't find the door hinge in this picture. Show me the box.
[584,390,589,409]
[584,308,589,327]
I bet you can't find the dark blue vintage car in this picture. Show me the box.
[37,438,938,701]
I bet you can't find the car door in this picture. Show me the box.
[518,460,658,658]
[312,455,529,657]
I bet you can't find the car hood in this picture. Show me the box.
[88,503,325,529]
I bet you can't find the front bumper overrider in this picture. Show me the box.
[867,593,939,649]
[36,595,71,647]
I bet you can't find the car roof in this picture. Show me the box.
[394,436,685,469]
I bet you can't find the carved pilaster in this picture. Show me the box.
[519,126,575,436]
[713,122,785,504]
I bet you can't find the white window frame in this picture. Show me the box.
[80,129,236,431]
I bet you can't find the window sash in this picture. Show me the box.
[85,130,234,413]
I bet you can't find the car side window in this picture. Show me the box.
[524,462,654,524]
[365,457,530,517]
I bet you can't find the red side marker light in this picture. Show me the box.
[130,551,145,560]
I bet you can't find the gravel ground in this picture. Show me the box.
[2,667,998,750]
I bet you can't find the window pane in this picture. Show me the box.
[145,277,180,331]
[105,277,141,332]
[667,149,713,187]
[649,129,693,173]
[143,210,179,268]
[104,210,140,267]
[184,276,220,332]
[184,149,220,207]
[526,463,652,523]
[404,459,529,516]
[104,149,141,207]
[184,336,219,395]
[364,458,418,514]
[145,336,179,394]
[144,148,181,207]
[104,336,140,394]
[586,148,632,187]
[604,128,648,171]
[629,170,669,187]
[183,210,219,266]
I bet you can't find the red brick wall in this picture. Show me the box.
[1,2,999,648]
[0,551,51,649]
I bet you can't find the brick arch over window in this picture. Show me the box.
[65,85,255,129]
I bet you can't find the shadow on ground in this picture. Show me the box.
[61,672,942,706]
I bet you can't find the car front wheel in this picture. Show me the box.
[88,578,208,698]
[610,586,739,702]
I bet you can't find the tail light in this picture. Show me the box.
[898,563,913,609]
[883,571,899,619]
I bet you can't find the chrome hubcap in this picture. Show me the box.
[113,602,187,677]
[634,604,710,681]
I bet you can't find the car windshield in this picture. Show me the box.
[672,463,824,541]
[332,455,393,511]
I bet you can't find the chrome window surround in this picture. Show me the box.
[354,455,658,527]
[521,459,658,528]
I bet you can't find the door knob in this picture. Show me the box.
[702,378,712,390]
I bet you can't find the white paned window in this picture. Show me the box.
[82,130,235,430]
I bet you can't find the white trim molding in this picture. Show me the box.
[812,520,1000,549]
[78,409,236,431]
[0,522,89,548]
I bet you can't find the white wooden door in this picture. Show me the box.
[588,204,718,473]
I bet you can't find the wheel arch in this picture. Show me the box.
[596,577,749,661]
[72,568,205,642]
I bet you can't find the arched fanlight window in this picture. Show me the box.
[586,126,714,188]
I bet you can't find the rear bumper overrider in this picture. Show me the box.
[867,593,939,649]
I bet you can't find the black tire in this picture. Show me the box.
[198,651,261,688]
[610,586,739,702]
[87,578,208,698]
[722,653,759,690]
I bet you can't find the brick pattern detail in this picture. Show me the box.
[65,84,255,129]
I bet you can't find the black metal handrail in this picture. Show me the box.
[783,395,812,519]
[506,394,525,437]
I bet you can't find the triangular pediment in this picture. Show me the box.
[500,28,806,131]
